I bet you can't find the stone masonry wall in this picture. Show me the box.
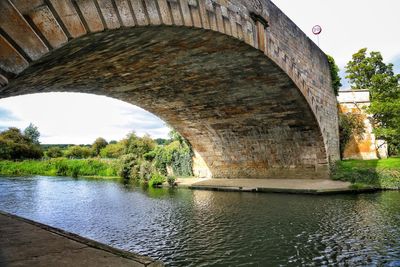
[0,0,339,178]
[337,90,388,160]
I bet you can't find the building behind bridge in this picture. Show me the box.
[337,90,388,160]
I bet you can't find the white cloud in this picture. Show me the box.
[0,93,169,144]
[273,0,400,87]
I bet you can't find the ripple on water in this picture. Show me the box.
[1,176,400,266]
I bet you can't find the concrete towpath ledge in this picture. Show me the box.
[182,178,369,194]
[0,211,163,267]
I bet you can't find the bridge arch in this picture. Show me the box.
[0,0,339,179]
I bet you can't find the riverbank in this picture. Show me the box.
[333,158,400,189]
[0,211,162,266]
[0,159,119,178]
[1,158,400,192]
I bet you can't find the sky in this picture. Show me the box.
[273,0,400,88]
[0,93,169,144]
[0,0,399,144]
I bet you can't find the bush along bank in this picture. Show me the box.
[0,126,193,188]
[0,158,178,188]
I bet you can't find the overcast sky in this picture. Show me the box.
[0,0,399,144]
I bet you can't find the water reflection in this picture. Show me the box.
[0,176,400,266]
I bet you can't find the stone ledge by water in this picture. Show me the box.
[0,211,163,267]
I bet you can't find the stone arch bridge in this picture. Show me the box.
[0,0,339,179]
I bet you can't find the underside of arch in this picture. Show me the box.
[1,26,329,179]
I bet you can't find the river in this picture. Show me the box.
[1,176,400,266]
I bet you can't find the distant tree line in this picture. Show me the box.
[0,124,193,186]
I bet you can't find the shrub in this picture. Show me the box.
[54,159,68,176]
[326,55,342,96]
[171,149,193,177]
[118,154,138,179]
[70,164,80,178]
[149,173,166,188]
[167,175,176,186]
[0,128,43,160]
[153,140,193,177]
[46,147,63,158]
[124,133,156,156]
[92,137,108,156]
[100,143,125,158]
[139,160,154,183]
[65,146,92,159]
[339,112,365,158]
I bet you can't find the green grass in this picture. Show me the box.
[337,157,400,170]
[0,158,120,178]
[333,158,400,189]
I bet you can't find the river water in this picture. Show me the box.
[1,176,400,266]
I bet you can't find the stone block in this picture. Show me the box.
[29,5,68,48]
[0,34,29,74]
[97,0,121,29]
[75,0,105,32]
[0,0,48,60]
[49,0,87,37]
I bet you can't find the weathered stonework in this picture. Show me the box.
[337,90,388,160]
[0,0,339,179]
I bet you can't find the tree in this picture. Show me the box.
[327,55,342,95]
[100,142,125,158]
[23,123,40,144]
[169,129,184,143]
[154,129,193,176]
[92,137,108,156]
[345,48,400,155]
[118,153,139,179]
[46,146,63,158]
[65,145,92,159]
[154,138,170,146]
[124,133,156,158]
[368,73,400,154]
[0,127,43,160]
[345,48,394,89]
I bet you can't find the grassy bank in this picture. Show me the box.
[0,158,120,178]
[333,158,400,189]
